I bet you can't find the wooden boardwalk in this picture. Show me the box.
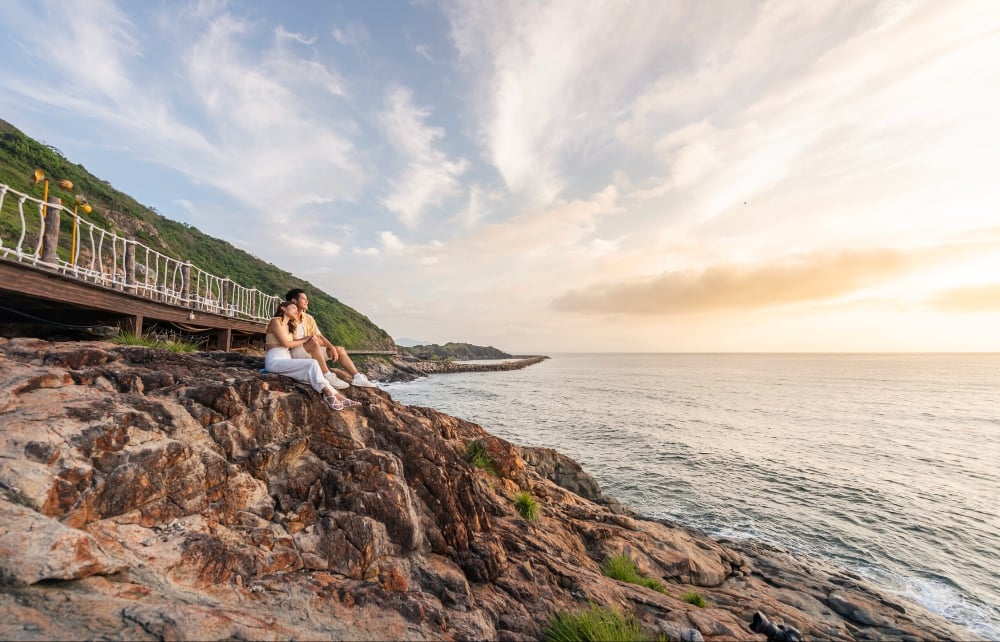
[0,181,391,354]
[0,258,263,350]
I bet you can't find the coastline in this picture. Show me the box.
[379,352,1000,639]
[0,339,981,641]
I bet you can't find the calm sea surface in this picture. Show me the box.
[382,353,1000,639]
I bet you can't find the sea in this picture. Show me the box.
[381,353,1000,639]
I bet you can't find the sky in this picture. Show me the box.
[1,0,999,353]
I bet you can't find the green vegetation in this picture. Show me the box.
[681,591,706,608]
[112,331,198,352]
[0,118,393,350]
[513,490,540,522]
[464,439,497,475]
[544,603,647,642]
[600,554,666,593]
[405,342,512,361]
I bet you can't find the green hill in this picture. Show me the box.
[0,118,393,350]
[405,342,512,361]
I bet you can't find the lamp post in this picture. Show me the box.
[32,168,73,206]
[31,168,85,265]
[70,194,92,267]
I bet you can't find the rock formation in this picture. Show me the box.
[0,338,978,640]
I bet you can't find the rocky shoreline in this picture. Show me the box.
[0,338,979,641]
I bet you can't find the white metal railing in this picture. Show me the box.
[0,182,280,322]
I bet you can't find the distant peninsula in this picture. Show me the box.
[402,342,513,361]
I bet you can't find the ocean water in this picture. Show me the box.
[382,353,1000,639]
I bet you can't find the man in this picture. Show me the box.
[284,288,378,388]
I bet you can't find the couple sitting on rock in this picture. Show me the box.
[264,288,377,412]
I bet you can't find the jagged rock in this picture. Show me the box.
[0,338,981,641]
[519,445,604,502]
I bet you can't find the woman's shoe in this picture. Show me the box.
[323,394,345,411]
[341,398,362,408]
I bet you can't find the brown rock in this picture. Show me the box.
[0,340,983,641]
[0,497,127,586]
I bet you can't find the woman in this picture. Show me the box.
[265,301,360,411]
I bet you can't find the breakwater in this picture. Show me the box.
[408,355,548,374]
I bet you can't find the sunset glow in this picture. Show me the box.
[1,0,998,351]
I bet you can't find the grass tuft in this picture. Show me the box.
[513,490,539,522]
[464,439,497,475]
[113,331,197,352]
[681,591,706,608]
[544,603,646,642]
[601,554,666,593]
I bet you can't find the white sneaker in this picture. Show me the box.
[351,373,378,388]
[325,372,350,389]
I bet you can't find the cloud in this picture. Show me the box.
[615,0,1000,234]
[332,21,370,50]
[553,247,924,315]
[445,0,685,201]
[44,0,140,101]
[928,284,1000,312]
[414,44,435,62]
[0,0,363,227]
[280,234,342,257]
[446,184,620,259]
[379,85,468,227]
[454,184,504,228]
[276,26,316,46]
[380,230,406,252]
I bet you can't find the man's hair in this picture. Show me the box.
[285,288,306,302]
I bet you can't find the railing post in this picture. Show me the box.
[124,237,136,293]
[221,278,231,316]
[41,196,61,264]
[181,261,192,306]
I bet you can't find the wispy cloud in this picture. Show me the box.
[928,284,1000,312]
[553,247,932,315]
[445,0,686,202]
[276,26,316,46]
[332,21,370,50]
[454,184,504,228]
[379,86,468,227]
[0,0,363,227]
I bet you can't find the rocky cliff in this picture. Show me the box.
[0,338,977,641]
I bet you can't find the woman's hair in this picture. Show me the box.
[273,301,299,335]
